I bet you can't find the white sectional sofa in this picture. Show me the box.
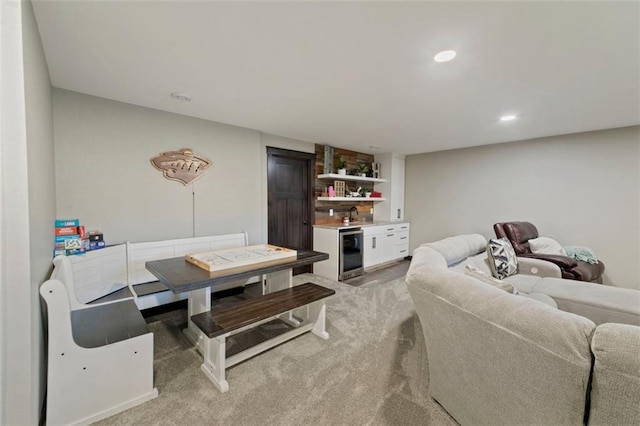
[406,234,640,425]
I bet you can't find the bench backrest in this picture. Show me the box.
[127,232,249,286]
[51,232,249,307]
[53,245,128,308]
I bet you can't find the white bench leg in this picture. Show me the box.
[200,334,229,393]
[309,301,329,340]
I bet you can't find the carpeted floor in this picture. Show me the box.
[96,272,457,425]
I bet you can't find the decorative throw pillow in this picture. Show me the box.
[528,237,566,256]
[486,238,518,279]
[465,264,515,294]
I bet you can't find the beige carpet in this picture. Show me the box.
[96,273,457,425]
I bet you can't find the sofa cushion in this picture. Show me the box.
[487,238,519,279]
[465,264,515,293]
[529,237,567,256]
[424,234,487,267]
[589,323,640,425]
[530,278,640,326]
[502,273,543,294]
[520,292,558,308]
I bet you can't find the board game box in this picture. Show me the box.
[185,244,297,272]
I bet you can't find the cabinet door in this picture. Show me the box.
[363,234,383,268]
[382,231,395,263]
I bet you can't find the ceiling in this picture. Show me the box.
[31,1,639,155]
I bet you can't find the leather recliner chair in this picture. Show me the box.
[494,221,604,283]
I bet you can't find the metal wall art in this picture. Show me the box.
[150,148,211,185]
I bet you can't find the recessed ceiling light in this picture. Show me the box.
[369,145,380,150]
[434,50,457,62]
[170,92,192,102]
[500,114,517,122]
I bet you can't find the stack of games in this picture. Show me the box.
[54,219,85,257]
[53,219,106,257]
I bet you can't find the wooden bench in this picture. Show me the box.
[191,282,335,392]
[40,279,157,425]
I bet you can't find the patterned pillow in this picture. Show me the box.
[486,238,519,279]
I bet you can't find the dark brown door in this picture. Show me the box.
[267,147,315,275]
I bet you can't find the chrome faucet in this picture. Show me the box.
[348,206,359,222]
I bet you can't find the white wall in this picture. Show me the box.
[1,0,55,423]
[53,89,315,245]
[405,126,640,289]
[23,0,55,420]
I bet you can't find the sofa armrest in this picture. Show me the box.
[517,257,562,278]
[519,253,578,269]
[588,323,640,425]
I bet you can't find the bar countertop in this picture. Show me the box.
[313,220,409,230]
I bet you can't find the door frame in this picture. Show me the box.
[266,146,315,251]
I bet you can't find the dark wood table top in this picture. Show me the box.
[145,249,329,294]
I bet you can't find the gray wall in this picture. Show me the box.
[405,126,640,289]
[53,89,314,245]
[0,1,55,423]
[23,0,56,418]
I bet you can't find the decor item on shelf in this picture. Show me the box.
[348,167,361,176]
[334,181,346,197]
[370,191,382,198]
[336,156,347,175]
[150,148,211,185]
[358,163,369,177]
[323,145,334,174]
[371,162,381,179]
[328,186,335,197]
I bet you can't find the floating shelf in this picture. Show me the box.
[317,197,386,202]
[317,173,386,183]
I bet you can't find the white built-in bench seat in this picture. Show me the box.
[59,232,251,310]
[40,279,157,425]
[71,298,150,348]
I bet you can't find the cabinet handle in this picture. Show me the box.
[397,209,401,219]
[373,236,377,249]
[400,236,407,240]
[387,234,394,237]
